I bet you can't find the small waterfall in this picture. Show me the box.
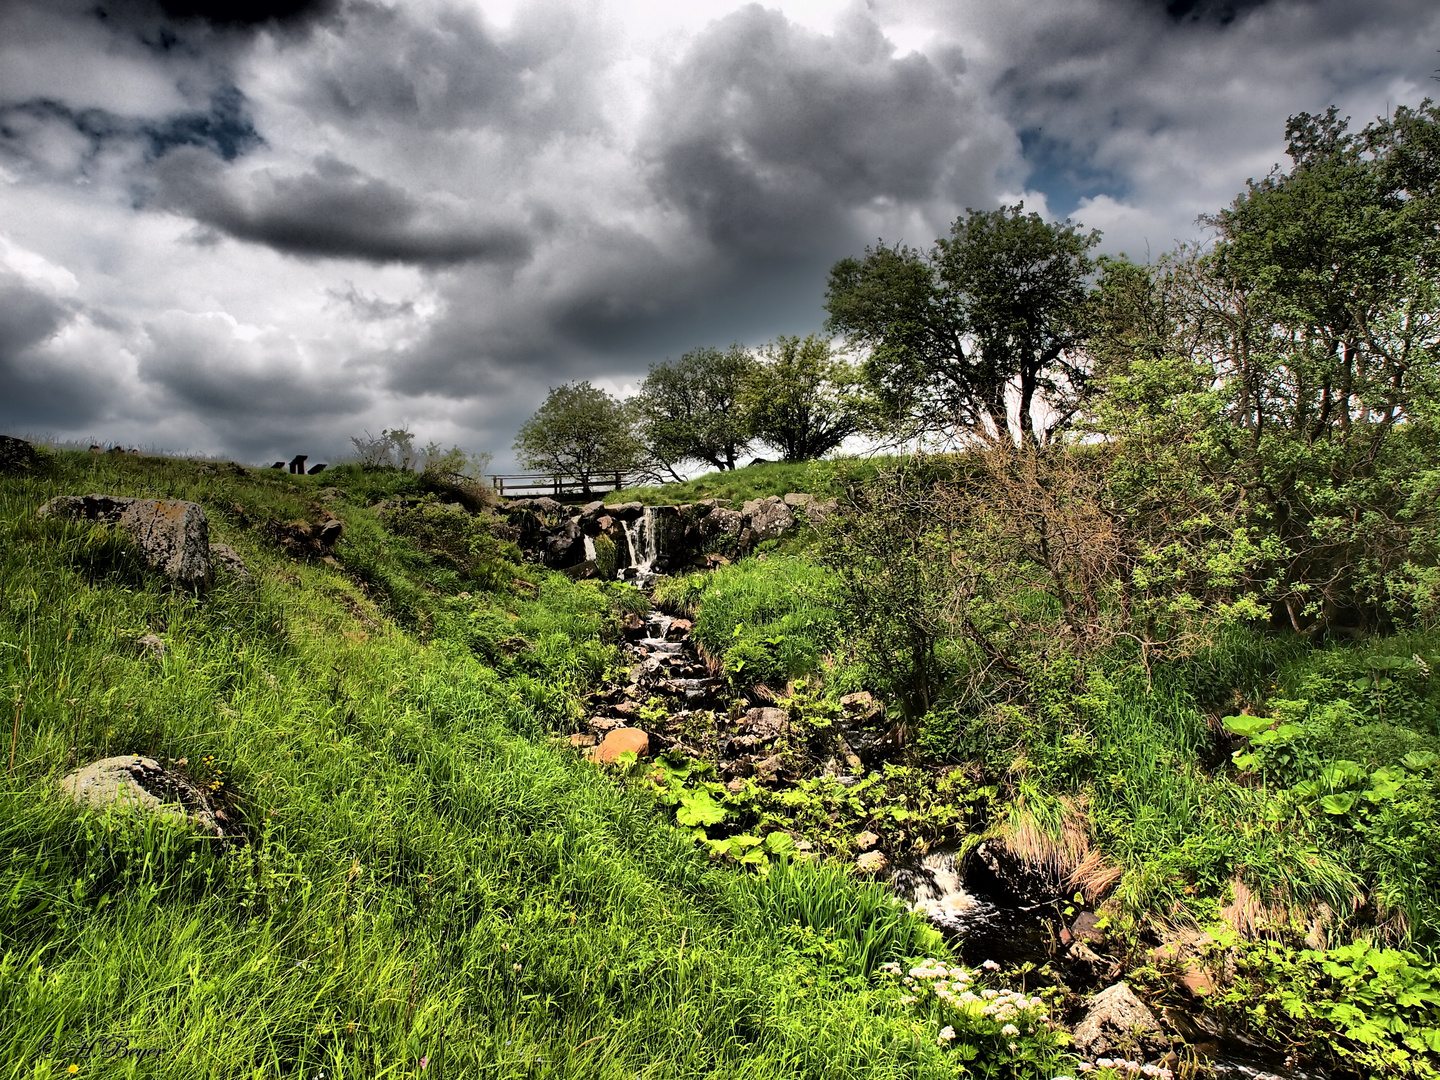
[620,507,660,585]
[891,852,982,931]
[583,534,597,563]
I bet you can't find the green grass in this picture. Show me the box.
[605,457,890,507]
[0,448,967,1080]
[654,556,851,692]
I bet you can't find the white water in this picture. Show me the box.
[583,534,597,562]
[620,507,660,585]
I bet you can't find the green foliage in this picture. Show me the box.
[1218,938,1440,1076]
[636,344,755,473]
[654,556,843,690]
[513,380,646,490]
[2,448,975,1080]
[741,335,872,462]
[379,497,520,592]
[826,203,1099,445]
[739,859,945,977]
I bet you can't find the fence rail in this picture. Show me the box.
[490,472,639,499]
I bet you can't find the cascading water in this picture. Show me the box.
[583,534,597,563]
[620,506,661,586]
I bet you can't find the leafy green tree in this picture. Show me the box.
[825,204,1099,446]
[513,381,645,494]
[636,345,755,474]
[1088,101,1440,632]
[741,335,868,462]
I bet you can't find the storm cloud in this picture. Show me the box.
[2,0,1439,467]
[154,149,535,265]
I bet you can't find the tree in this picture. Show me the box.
[1087,101,1440,632]
[824,204,1100,446]
[741,335,869,462]
[635,345,755,474]
[513,381,646,494]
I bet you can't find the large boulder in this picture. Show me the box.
[1071,982,1166,1059]
[697,507,744,547]
[59,755,233,838]
[38,494,212,590]
[742,496,795,542]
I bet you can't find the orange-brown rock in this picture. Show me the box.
[595,727,649,763]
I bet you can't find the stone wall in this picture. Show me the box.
[500,493,835,579]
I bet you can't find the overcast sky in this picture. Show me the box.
[2,0,1438,470]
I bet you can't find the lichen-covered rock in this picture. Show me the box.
[59,755,232,837]
[209,543,252,584]
[1071,982,1165,1058]
[38,494,212,590]
[741,496,794,542]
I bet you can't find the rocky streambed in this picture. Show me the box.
[561,601,1321,1080]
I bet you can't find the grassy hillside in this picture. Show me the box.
[0,449,967,1080]
[604,457,891,506]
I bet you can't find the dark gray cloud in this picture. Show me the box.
[0,269,115,430]
[137,310,369,421]
[154,148,534,265]
[648,5,973,257]
[91,0,339,35]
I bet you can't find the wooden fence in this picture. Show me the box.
[489,472,639,499]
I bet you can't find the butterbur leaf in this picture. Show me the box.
[1222,714,1271,738]
[763,832,795,855]
[676,789,727,827]
[1321,792,1357,815]
[1402,751,1439,770]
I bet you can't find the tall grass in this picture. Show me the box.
[0,450,958,1080]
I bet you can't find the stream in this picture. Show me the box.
[607,604,1327,1080]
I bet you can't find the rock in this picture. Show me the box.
[856,851,887,873]
[1069,911,1106,945]
[751,755,783,782]
[1150,931,1217,998]
[0,435,39,474]
[136,634,166,655]
[855,831,880,851]
[209,543,252,584]
[839,691,884,724]
[59,755,229,837]
[588,717,625,733]
[1071,982,1165,1059]
[741,496,794,542]
[742,707,788,740]
[38,494,213,590]
[782,492,814,508]
[697,507,743,545]
[665,618,693,640]
[569,733,597,748]
[595,727,649,763]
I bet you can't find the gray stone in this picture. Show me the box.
[209,543,253,584]
[743,707,788,740]
[856,850,887,873]
[59,755,231,838]
[697,507,743,543]
[741,496,794,542]
[1071,982,1165,1058]
[39,494,212,590]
